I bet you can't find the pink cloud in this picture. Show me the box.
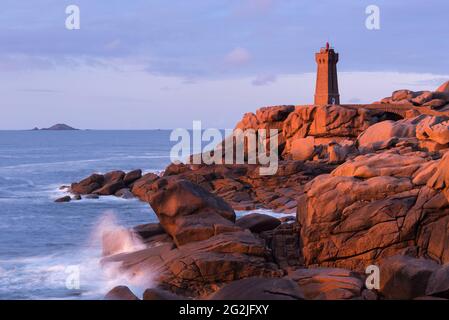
[252,74,277,86]
[225,47,252,66]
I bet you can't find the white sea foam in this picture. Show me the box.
[236,208,296,218]
[0,212,155,300]
[0,156,171,171]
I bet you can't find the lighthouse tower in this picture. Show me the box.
[314,42,340,105]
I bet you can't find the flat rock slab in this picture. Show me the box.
[209,277,305,300]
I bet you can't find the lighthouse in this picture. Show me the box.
[314,42,340,105]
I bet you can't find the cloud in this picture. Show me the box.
[225,48,252,66]
[252,74,277,86]
[399,77,449,89]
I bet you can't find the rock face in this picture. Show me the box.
[298,145,449,270]
[282,105,374,162]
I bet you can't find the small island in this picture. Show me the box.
[32,124,79,131]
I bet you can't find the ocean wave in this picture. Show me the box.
[0,212,154,300]
[236,208,296,218]
[0,155,171,171]
[0,176,35,188]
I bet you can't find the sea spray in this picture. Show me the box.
[92,211,146,256]
[89,211,156,298]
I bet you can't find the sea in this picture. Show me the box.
[0,130,174,299]
[0,130,288,300]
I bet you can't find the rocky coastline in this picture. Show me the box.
[58,82,449,300]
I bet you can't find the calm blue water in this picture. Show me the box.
[0,130,174,300]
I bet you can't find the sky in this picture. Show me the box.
[0,0,448,129]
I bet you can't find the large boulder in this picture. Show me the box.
[123,169,142,185]
[91,170,126,195]
[236,213,281,233]
[70,173,104,194]
[256,105,295,123]
[357,118,419,151]
[416,116,449,145]
[209,277,305,300]
[147,178,237,246]
[94,181,125,196]
[436,80,449,94]
[392,90,414,102]
[103,170,125,184]
[131,173,160,201]
[54,195,71,203]
[163,163,191,176]
[289,136,316,161]
[70,170,132,196]
[379,255,440,300]
[104,286,139,300]
[236,105,295,131]
[377,84,449,110]
[332,151,426,179]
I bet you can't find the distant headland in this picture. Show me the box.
[32,124,79,131]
